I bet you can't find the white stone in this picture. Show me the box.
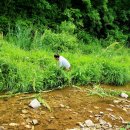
[60,104,65,108]
[99,111,104,115]
[99,119,107,125]
[120,93,128,98]
[32,119,38,125]
[0,126,5,130]
[106,108,113,112]
[94,106,99,109]
[9,123,19,126]
[22,109,28,114]
[26,118,32,124]
[29,99,41,109]
[25,125,32,129]
[95,124,101,129]
[122,107,127,112]
[107,122,112,128]
[113,100,121,104]
[84,119,95,127]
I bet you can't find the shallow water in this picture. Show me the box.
[0,85,130,130]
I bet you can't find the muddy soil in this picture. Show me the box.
[0,85,130,130]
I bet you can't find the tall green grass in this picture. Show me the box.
[1,23,130,93]
[0,39,130,93]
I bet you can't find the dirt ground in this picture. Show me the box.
[0,85,130,130]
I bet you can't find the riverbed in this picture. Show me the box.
[0,85,130,130]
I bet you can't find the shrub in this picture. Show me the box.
[41,30,78,52]
[71,60,102,85]
[101,60,130,85]
[42,66,70,90]
[58,21,76,34]
[0,60,20,91]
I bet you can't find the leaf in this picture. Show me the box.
[37,95,51,112]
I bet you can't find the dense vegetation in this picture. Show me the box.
[0,0,130,93]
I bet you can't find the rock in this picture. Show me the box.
[99,111,104,115]
[0,126,5,130]
[95,114,101,117]
[50,116,55,119]
[89,115,93,118]
[29,99,41,109]
[122,107,127,112]
[32,119,38,125]
[40,111,46,115]
[82,128,90,130]
[9,123,19,126]
[73,112,78,115]
[106,122,112,128]
[88,111,93,113]
[95,124,101,129]
[66,106,70,109]
[99,119,107,125]
[120,93,128,98]
[22,109,28,114]
[94,106,99,109]
[109,104,115,107]
[21,122,26,125]
[113,100,121,104]
[26,118,32,124]
[60,104,65,108]
[25,125,32,129]
[95,117,100,121]
[101,125,109,129]
[31,126,34,130]
[106,108,113,112]
[84,119,95,127]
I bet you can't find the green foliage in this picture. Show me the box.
[7,20,33,50]
[77,30,93,44]
[88,85,111,97]
[1,32,130,93]
[41,30,78,52]
[42,66,70,90]
[71,61,102,85]
[101,60,130,85]
[88,85,130,98]
[63,8,83,27]
[0,60,19,91]
[36,94,51,111]
[58,21,76,34]
[0,0,130,44]
[0,0,130,93]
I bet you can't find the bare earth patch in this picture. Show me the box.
[0,85,130,130]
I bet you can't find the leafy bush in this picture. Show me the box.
[0,60,20,91]
[71,60,102,85]
[42,66,70,90]
[0,39,130,93]
[77,30,93,44]
[41,30,78,52]
[6,20,33,50]
[101,60,130,85]
[58,21,76,34]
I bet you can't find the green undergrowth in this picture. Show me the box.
[0,39,130,93]
[88,85,130,98]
